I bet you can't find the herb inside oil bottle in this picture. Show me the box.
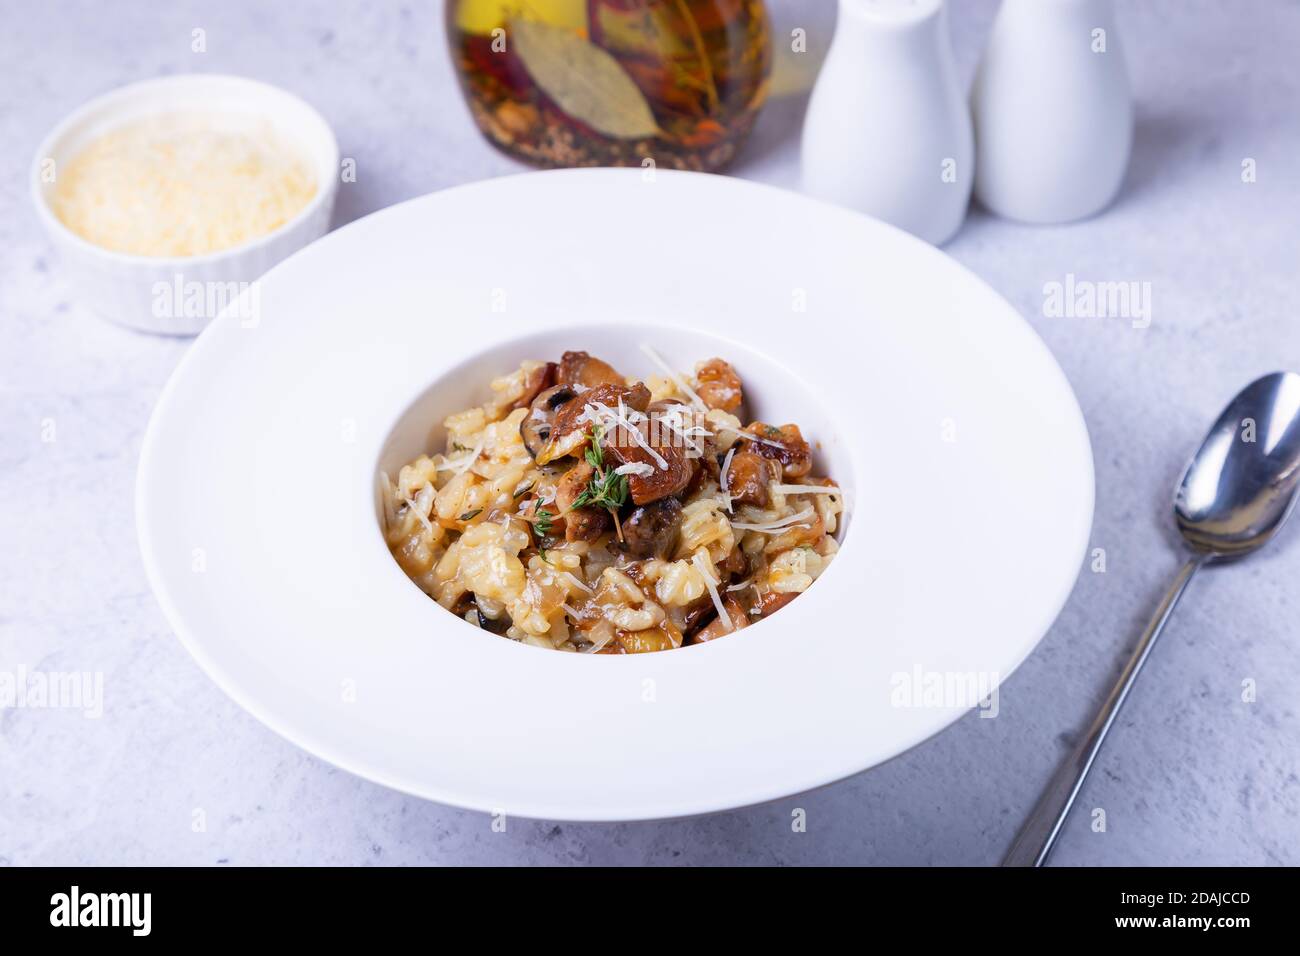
[445,0,773,172]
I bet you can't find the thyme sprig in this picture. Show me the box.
[573,424,627,541]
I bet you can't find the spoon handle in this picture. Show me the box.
[1002,555,1206,866]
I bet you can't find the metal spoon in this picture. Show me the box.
[1004,371,1300,867]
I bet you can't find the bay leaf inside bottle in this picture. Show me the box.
[507,18,661,141]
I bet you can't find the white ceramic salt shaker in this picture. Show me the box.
[801,0,973,246]
[971,0,1133,224]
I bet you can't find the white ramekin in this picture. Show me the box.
[31,74,339,335]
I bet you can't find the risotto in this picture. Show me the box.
[381,347,843,653]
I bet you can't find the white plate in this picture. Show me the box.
[137,169,1093,821]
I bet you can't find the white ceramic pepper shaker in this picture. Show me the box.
[971,0,1133,223]
[801,0,973,246]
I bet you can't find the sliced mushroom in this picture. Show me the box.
[553,459,610,542]
[619,496,683,559]
[679,595,717,637]
[558,350,623,388]
[648,399,715,475]
[616,617,683,653]
[606,425,693,505]
[721,542,747,578]
[647,398,683,413]
[744,421,812,479]
[586,390,691,504]
[695,358,743,412]
[557,382,651,429]
[692,594,751,643]
[509,361,558,411]
[475,602,511,634]
[520,383,579,459]
[538,382,651,465]
[723,450,776,507]
[754,590,798,618]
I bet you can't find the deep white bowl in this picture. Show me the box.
[137,169,1094,820]
[31,74,339,335]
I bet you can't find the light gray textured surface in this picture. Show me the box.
[1,0,1297,866]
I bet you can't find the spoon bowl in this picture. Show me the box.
[1175,371,1300,557]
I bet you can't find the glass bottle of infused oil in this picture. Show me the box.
[447,0,772,171]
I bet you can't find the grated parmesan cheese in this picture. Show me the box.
[614,462,656,478]
[730,507,816,534]
[401,491,436,536]
[732,430,788,451]
[559,570,594,594]
[52,112,317,257]
[450,435,486,477]
[719,445,737,512]
[773,484,842,497]
[693,549,732,632]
